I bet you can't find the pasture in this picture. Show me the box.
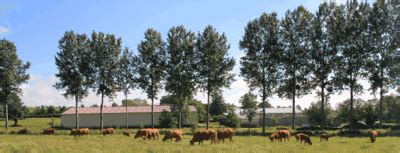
[0,118,400,152]
[0,135,399,153]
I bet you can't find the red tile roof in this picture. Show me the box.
[62,105,197,115]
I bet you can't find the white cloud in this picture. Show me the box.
[0,26,9,34]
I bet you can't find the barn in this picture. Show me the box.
[61,105,198,128]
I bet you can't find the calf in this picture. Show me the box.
[123,131,130,137]
[102,128,115,136]
[217,128,234,143]
[42,128,55,135]
[369,130,378,143]
[163,129,183,142]
[190,130,218,145]
[320,134,329,142]
[298,133,312,145]
[269,133,279,142]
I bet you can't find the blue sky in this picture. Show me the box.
[1,0,388,108]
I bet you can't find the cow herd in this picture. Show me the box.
[41,128,379,145]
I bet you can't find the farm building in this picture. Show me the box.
[235,107,308,127]
[61,105,198,128]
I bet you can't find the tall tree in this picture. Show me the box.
[165,26,197,128]
[240,12,282,134]
[0,39,30,130]
[90,31,121,131]
[136,28,166,128]
[333,1,371,126]
[239,92,258,132]
[196,25,235,129]
[310,2,339,128]
[367,0,399,126]
[2,92,26,126]
[278,6,314,129]
[117,47,137,129]
[55,31,93,129]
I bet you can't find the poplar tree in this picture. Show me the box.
[55,31,93,129]
[240,13,282,134]
[136,28,166,128]
[90,32,121,131]
[165,25,197,129]
[278,6,313,129]
[196,25,235,129]
[117,47,137,129]
[367,0,399,126]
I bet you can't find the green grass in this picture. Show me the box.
[0,135,398,153]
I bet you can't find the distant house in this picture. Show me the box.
[61,105,198,128]
[235,107,308,127]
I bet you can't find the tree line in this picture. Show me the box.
[0,0,398,134]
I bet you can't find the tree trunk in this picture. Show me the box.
[379,65,384,128]
[350,81,354,127]
[5,103,8,131]
[248,119,251,133]
[125,93,128,130]
[262,86,266,135]
[320,84,325,129]
[75,95,79,129]
[179,106,182,129]
[292,89,296,130]
[206,90,210,130]
[13,119,18,127]
[151,97,154,129]
[100,93,104,132]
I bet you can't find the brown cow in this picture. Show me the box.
[102,128,115,136]
[70,128,90,136]
[320,134,329,142]
[42,128,55,135]
[134,128,159,140]
[369,130,378,143]
[217,128,234,143]
[296,133,302,142]
[277,130,291,142]
[298,133,312,145]
[163,129,183,142]
[190,130,218,145]
[123,131,130,137]
[269,133,279,142]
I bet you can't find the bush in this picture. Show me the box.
[159,110,177,128]
[215,113,240,128]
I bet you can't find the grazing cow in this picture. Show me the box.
[190,130,218,145]
[296,133,302,142]
[320,134,329,142]
[298,134,312,145]
[42,128,55,135]
[269,133,279,142]
[134,128,159,140]
[123,131,130,137]
[369,130,378,143]
[102,128,115,136]
[277,130,291,142]
[217,128,234,143]
[70,128,90,136]
[163,129,184,142]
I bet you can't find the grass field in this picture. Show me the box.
[0,135,399,153]
[0,118,399,152]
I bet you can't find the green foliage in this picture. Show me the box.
[158,109,177,128]
[209,91,227,116]
[117,47,137,96]
[195,25,235,128]
[165,25,197,128]
[362,103,379,126]
[188,99,206,123]
[304,101,334,126]
[136,28,166,128]
[121,98,149,106]
[239,92,258,125]
[215,112,241,128]
[0,39,30,129]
